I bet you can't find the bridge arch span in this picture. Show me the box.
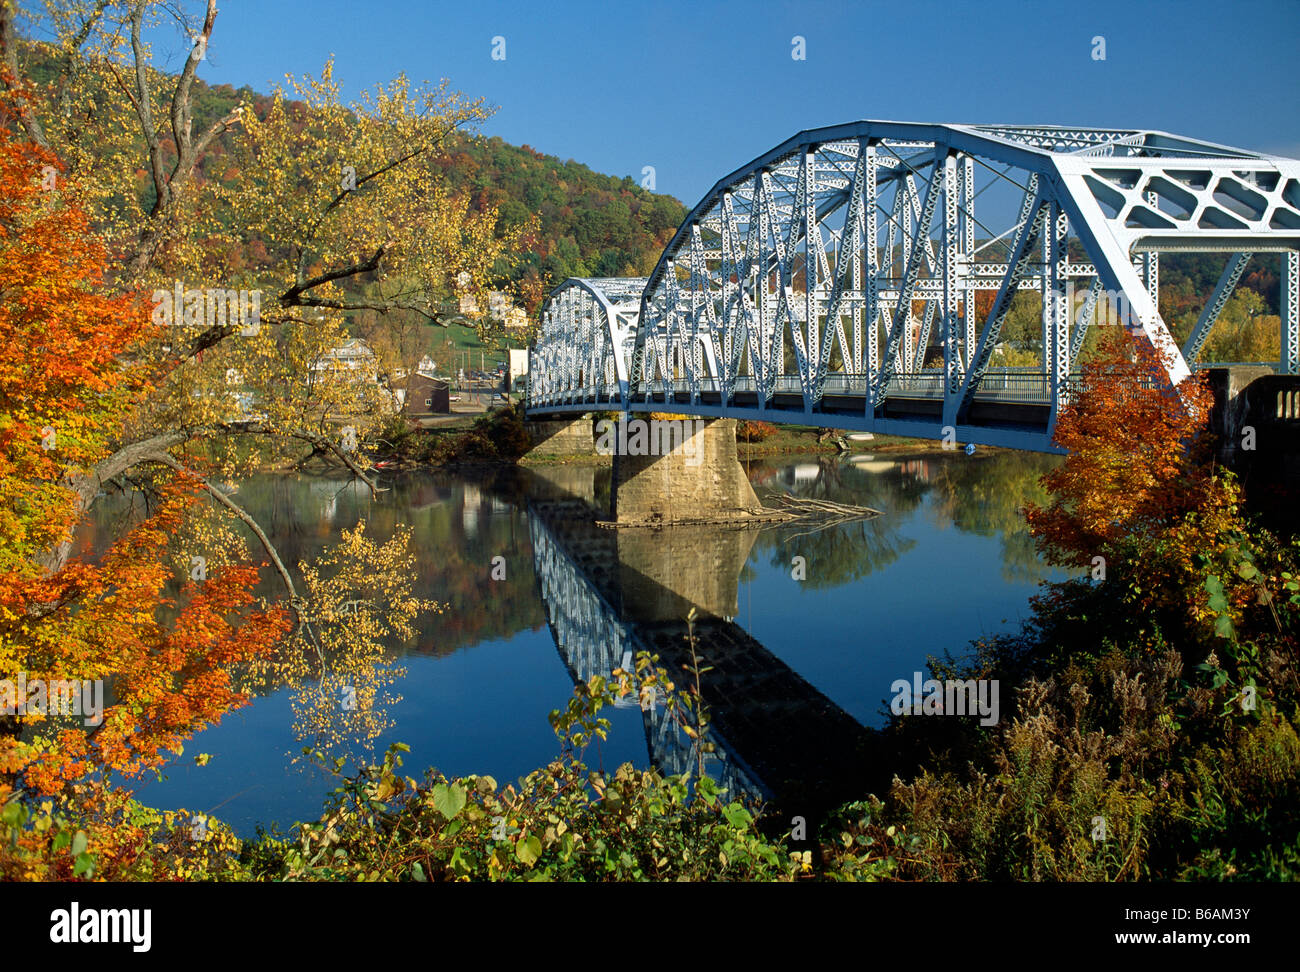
[528,277,647,408]
[530,123,1300,452]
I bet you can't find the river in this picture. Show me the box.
[91,448,1063,834]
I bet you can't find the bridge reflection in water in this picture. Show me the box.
[526,465,873,819]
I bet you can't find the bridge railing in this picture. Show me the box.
[1192,362,1278,371]
[529,367,1197,411]
[963,371,1051,403]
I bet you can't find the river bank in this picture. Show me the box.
[356,404,1008,472]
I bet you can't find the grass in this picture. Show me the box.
[428,323,528,372]
[735,424,952,459]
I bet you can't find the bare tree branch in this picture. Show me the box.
[300,147,426,257]
[0,0,48,147]
[117,0,242,279]
[40,413,382,577]
[258,425,382,498]
[283,241,391,303]
[167,0,215,175]
[129,1,168,214]
[141,452,327,673]
[145,451,301,607]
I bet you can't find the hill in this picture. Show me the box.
[19,40,687,315]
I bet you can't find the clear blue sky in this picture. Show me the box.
[130,0,1300,206]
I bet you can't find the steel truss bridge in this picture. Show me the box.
[527,123,1300,451]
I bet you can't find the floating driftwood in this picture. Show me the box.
[593,494,882,530]
[596,506,792,529]
[762,493,883,538]
[766,494,883,518]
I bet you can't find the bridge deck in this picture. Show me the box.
[528,375,1058,449]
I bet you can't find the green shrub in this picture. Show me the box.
[247,653,810,881]
[479,405,531,460]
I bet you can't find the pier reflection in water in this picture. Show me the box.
[532,500,875,817]
[525,452,1055,821]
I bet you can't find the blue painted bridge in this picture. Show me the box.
[526,122,1300,452]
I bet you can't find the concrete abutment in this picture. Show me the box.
[526,414,770,525]
[610,417,762,525]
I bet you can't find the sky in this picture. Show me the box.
[84,0,1300,206]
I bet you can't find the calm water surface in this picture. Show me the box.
[92,449,1062,834]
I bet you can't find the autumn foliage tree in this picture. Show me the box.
[1024,329,1226,565]
[0,4,460,837]
[0,97,295,875]
[0,1,534,512]
[1023,328,1299,664]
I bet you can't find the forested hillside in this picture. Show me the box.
[21,40,686,315]
[429,136,686,307]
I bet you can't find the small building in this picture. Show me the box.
[507,348,529,384]
[407,372,450,416]
[312,338,378,375]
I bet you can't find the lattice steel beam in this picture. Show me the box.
[532,122,1300,453]
[1182,252,1252,364]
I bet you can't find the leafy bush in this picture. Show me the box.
[374,414,420,462]
[480,404,532,460]
[259,652,806,881]
[736,420,777,442]
[414,406,532,465]
[871,631,1300,881]
[857,330,1300,881]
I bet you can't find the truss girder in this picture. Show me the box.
[952,178,1046,425]
[1286,252,1299,375]
[1046,200,1071,432]
[530,277,646,408]
[1070,277,1104,367]
[876,149,944,405]
[1182,252,1252,364]
[531,122,1300,452]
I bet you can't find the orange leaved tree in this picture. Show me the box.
[1022,328,1277,650]
[1024,328,1226,565]
[0,95,290,876]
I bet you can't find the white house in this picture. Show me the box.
[311,338,378,375]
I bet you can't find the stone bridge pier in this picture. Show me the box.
[525,414,766,526]
[525,416,595,457]
[608,417,762,526]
